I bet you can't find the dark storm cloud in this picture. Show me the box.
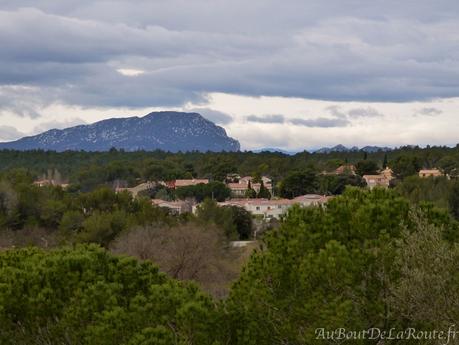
[246,115,285,124]
[1,1,459,115]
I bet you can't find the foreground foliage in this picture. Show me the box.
[0,245,220,345]
[225,188,459,344]
[1,189,458,344]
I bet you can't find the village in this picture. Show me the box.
[93,164,446,220]
[31,163,448,221]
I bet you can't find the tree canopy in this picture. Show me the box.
[0,245,220,345]
[225,188,459,344]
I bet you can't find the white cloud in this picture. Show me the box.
[116,69,145,77]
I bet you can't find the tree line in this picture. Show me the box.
[0,145,458,189]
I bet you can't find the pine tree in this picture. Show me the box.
[245,181,257,198]
[383,153,388,168]
[257,180,271,199]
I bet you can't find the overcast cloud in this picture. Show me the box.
[0,1,459,148]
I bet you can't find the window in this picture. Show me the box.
[256,206,260,211]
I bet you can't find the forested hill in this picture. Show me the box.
[0,111,240,152]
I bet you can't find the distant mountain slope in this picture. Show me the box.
[251,147,297,155]
[314,144,391,154]
[314,144,359,154]
[0,112,240,152]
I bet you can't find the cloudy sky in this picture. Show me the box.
[1,1,459,150]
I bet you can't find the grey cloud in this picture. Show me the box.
[348,107,383,118]
[190,108,233,124]
[414,107,443,117]
[325,106,347,119]
[1,1,459,115]
[290,117,350,128]
[246,114,285,124]
[325,105,383,120]
[0,86,44,118]
[0,126,25,141]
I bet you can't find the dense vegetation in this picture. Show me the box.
[0,188,458,344]
[0,145,458,190]
[0,147,459,344]
[0,168,253,297]
[226,188,459,344]
[0,245,220,344]
[2,146,459,220]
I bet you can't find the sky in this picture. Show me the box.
[0,0,459,150]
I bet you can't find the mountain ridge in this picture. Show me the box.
[0,112,240,152]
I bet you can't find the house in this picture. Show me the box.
[227,182,249,197]
[419,169,443,178]
[381,167,394,180]
[249,182,272,195]
[227,176,273,197]
[151,199,192,214]
[115,181,156,197]
[363,175,390,189]
[168,179,209,189]
[195,194,329,219]
[33,179,52,187]
[33,179,69,189]
[219,198,294,219]
[175,179,209,188]
[239,176,272,185]
[292,194,332,206]
[335,164,356,175]
[225,173,241,183]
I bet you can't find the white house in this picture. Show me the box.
[419,168,443,178]
[115,181,156,197]
[173,179,209,188]
[151,199,192,214]
[193,194,330,219]
[362,175,390,189]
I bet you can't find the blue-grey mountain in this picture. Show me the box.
[0,112,240,152]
